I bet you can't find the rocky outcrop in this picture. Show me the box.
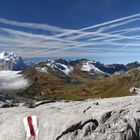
[56,119,98,140]
[0,93,16,107]
[129,87,140,95]
[0,96,140,140]
[0,93,36,108]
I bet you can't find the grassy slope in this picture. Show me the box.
[19,67,140,101]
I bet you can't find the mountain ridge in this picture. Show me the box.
[35,58,140,77]
[0,51,140,75]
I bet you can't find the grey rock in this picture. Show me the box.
[0,96,140,140]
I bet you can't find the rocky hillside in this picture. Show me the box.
[0,95,140,140]
[20,65,140,100]
[34,58,140,77]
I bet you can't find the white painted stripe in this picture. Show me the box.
[23,115,38,138]
[23,117,31,138]
[31,115,38,136]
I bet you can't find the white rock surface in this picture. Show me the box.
[0,96,140,140]
[129,87,140,95]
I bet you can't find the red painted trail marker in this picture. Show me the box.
[23,115,38,138]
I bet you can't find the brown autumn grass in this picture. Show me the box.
[19,67,140,100]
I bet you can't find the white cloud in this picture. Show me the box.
[0,18,71,34]
[0,13,140,58]
[0,71,29,90]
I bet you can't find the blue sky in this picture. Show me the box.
[0,0,140,64]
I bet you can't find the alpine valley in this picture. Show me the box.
[0,51,140,100]
[0,52,140,140]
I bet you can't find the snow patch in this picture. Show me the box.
[0,51,18,61]
[54,63,73,75]
[47,61,73,75]
[81,61,104,73]
[35,67,48,73]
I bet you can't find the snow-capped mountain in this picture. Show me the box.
[46,60,73,75]
[1,51,139,78]
[36,59,73,76]
[36,59,106,77]
[80,60,105,74]
[35,58,140,78]
[0,51,26,70]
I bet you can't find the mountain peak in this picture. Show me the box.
[0,51,26,71]
[0,51,9,59]
[0,51,18,60]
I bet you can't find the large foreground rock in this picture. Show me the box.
[0,96,140,140]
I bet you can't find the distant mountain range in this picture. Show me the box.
[0,51,140,76]
[35,58,140,78]
[0,51,140,101]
